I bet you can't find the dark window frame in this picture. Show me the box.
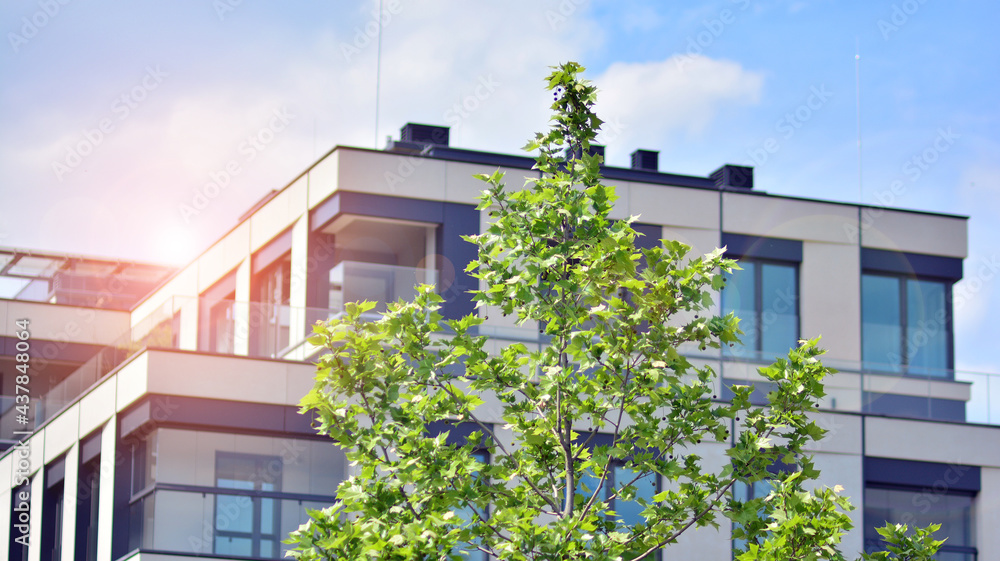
[9,482,31,561]
[721,233,802,362]
[864,457,978,560]
[730,461,797,559]
[425,421,493,561]
[42,456,67,561]
[75,453,102,561]
[861,271,954,378]
[722,258,801,360]
[213,451,284,559]
[571,433,662,561]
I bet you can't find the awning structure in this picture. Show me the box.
[0,247,174,309]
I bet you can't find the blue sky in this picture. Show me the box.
[2,0,999,376]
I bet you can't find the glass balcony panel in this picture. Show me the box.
[130,489,334,559]
[329,261,438,316]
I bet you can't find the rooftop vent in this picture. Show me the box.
[630,149,659,171]
[566,144,605,161]
[710,164,753,190]
[400,123,450,146]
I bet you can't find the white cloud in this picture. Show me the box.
[593,55,764,160]
[0,0,760,265]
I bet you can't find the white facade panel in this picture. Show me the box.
[865,417,1000,468]
[630,183,719,228]
[862,208,967,258]
[307,148,340,208]
[800,241,861,363]
[723,192,859,244]
[339,148,448,201]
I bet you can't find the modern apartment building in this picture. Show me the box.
[1,123,996,561]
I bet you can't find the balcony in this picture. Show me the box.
[328,260,437,316]
[127,486,334,559]
[4,286,1000,452]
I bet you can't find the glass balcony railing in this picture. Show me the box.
[127,487,333,559]
[329,261,437,316]
[4,269,1000,455]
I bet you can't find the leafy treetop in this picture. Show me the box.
[288,62,943,561]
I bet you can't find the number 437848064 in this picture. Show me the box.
[14,319,30,422]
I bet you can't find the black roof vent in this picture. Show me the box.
[710,164,753,190]
[400,123,449,146]
[630,149,659,171]
[566,144,605,161]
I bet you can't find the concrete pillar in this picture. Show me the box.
[27,471,43,561]
[288,215,310,355]
[177,297,200,351]
[95,419,116,561]
[59,443,79,561]
[233,260,252,356]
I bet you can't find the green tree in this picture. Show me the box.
[287,62,943,561]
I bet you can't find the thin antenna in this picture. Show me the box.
[374,0,384,148]
[855,37,862,202]
[313,118,317,160]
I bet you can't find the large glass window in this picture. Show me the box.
[8,483,30,561]
[722,260,798,360]
[42,463,65,561]
[76,455,101,561]
[864,487,975,560]
[426,422,491,561]
[254,255,291,357]
[731,478,775,556]
[215,453,283,558]
[123,427,345,558]
[576,463,658,527]
[209,296,236,354]
[862,274,950,376]
[575,461,658,561]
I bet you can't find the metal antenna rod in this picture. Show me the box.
[855,37,862,202]
[374,0,384,148]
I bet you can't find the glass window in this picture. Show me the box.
[864,487,975,560]
[215,453,283,559]
[575,462,658,527]
[254,255,291,357]
[862,274,950,376]
[42,480,64,561]
[453,450,489,561]
[731,478,775,556]
[572,461,658,561]
[76,456,101,561]
[723,261,798,360]
[8,483,30,561]
[209,297,235,354]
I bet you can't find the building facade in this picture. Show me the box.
[1,123,996,560]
